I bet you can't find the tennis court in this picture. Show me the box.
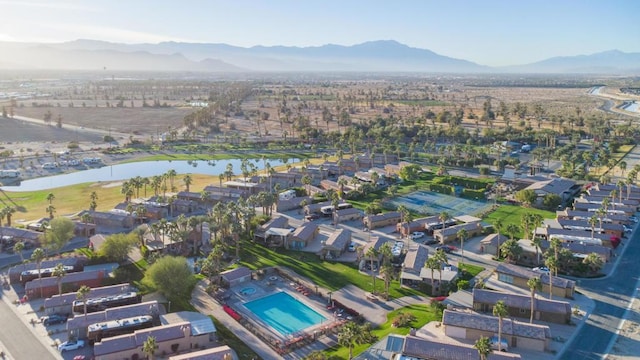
[387,190,492,217]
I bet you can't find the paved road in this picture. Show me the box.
[558,223,640,359]
[0,296,55,360]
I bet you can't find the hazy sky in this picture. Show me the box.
[1,0,638,66]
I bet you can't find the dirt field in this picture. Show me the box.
[0,116,103,143]
[13,106,192,136]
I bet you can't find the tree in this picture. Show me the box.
[46,192,56,204]
[52,263,67,295]
[183,174,193,192]
[457,228,468,266]
[544,256,558,300]
[527,277,542,323]
[14,241,25,270]
[439,211,451,240]
[2,206,15,227]
[99,233,137,262]
[337,321,374,359]
[583,252,604,275]
[474,336,492,360]
[500,239,522,263]
[366,246,379,294]
[145,256,194,301]
[30,247,46,298]
[41,217,75,255]
[514,189,537,207]
[76,285,91,319]
[46,204,56,219]
[505,224,519,241]
[493,300,508,352]
[543,194,562,210]
[143,335,157,360]
[493,218,503,258]
[425,256,440,294]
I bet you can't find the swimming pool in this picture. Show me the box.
[244,291,326,335]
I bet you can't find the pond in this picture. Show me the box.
[1,158,297,192]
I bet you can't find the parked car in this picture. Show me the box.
[623,225,632,233]
[532,266,550,273]
[490,336,509,351]
[436,245,455,253]
[305,214,319,221]
[41,313,68,326]
[58,339,85,352]
[348,242,357,252]
[411,231,425,239]
[424,238,439,245]
[629,216,638,223]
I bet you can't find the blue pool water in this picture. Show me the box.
[244,291,326,335]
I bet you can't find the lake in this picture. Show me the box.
[1,158,296,192]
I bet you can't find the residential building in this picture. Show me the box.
[25,270,108,299]
[333,207,363,224]
[433,221,484,244]
[288,223,318,250]
[401,335,521,360]
[364,211,401,230]
[495,263,575,299]
[473,288,572,324]
[219,267,252,287]
[442,309,552,351]
[322,229,351,259]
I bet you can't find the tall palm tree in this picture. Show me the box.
[380,262,394,300]
[457,228,468,266]
[434,249,449,285]
[143,335,157,360]
[183,174,193,192]
[493,218,503,258]
[505,224,519,241]
[30,247,46,298]
[527,277,542,323]
[493,300,508,352]
[337,321,373,360]
[366,246,379,294]
[439,211,451,239]
[588,215,598,239]
[76,285,91,319]
[14,241,25,270]
[52,263,67,295]
[46,192,55,204]
[425,256,439,295]
[531,237,542,265]
[544,256,558,300]
[474,336,492,360]
[3,206,15,227]
[46,204,56,219]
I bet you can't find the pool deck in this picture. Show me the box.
[190,277,431,360]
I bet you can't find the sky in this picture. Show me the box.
[1,0,639,66]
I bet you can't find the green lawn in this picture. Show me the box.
[324,304,441,359]
[483,205,555,238]
[240,243,422,299]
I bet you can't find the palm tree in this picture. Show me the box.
[337,321,373,360]
[544,256,558,300]
[379,263,394,300]
[81,213,92,237]
[474,336,492,360]
[30,247,46,298]
[434,249,449,285]
[583,252,604,275]
[527,277,542,323]
[366,246,379,294]
[439,211,451,238]
[505,224,519,241]
[3,206,15,227]
[531,237,542,265]
[457,228,468,266]
[143,335,157,360]
[14,241,25,270]
[493,300,508,352]
[588,214,598,239]
[46,204,56,219]
[425,256,440,295]
[46,192,55,204]
[500,239,522,264]
[52,263,67,295]
[183,174,193,192]
[76,285,91,319]
[493,218,504,259]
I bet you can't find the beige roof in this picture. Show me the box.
[442,310,551,340]
[473,288,571,315]
[324,229,351,250]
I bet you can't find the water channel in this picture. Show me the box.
[1,158,296,192]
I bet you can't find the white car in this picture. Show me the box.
[490,336,509,351]
[532,266,550,273]
[58,339,85,352]
[411,231,425,239]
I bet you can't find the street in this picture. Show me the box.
[0,296,56,360]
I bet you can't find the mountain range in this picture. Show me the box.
[0,39,638,74]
